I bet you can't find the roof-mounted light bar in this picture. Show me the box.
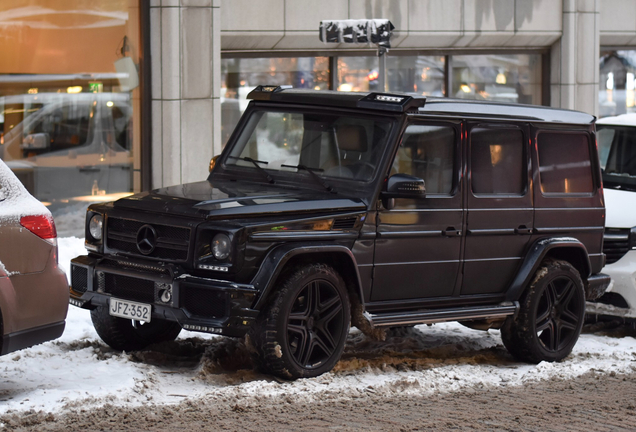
[357,93,426,113]
[247,85,293,100]
[375,95,405,103]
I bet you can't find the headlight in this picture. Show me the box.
[211,233,231,260]
[89,214,103,240]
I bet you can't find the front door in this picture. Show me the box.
[371,121,463,302]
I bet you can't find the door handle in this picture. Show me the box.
[515,226,533,235]
[442,227,462,237]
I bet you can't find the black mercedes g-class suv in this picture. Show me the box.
[70,86,610,379]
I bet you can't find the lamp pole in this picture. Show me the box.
[378,46,388,92]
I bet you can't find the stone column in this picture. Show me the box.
[551,0,600,116]
[150,0,221,189]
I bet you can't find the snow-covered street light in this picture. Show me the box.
[319,19,395,92]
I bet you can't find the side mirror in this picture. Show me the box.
[381,173,426,209]
[21,133,50,151]
[209,155,219,172]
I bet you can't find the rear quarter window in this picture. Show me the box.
[537,132,594,194]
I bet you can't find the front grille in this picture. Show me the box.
[181,284,227,318]
[101,273,155,304]
[333,216,357,230]
[604,228,630,265]
[71,265,88,294]
[106,217,191,261]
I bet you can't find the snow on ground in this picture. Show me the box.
[1,237,635,416]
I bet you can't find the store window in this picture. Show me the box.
[451,54,542,105]
[599,50,636,118]
[221,51,544,157]
[337,56,379,92]
[387,55,445,96]
[0,1,142,236]
[221,57,329,146]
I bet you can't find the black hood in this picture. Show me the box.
[113,180,367,219]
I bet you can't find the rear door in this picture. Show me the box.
[461,124,533,295]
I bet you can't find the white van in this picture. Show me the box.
[0,93,132,203]
[587,113,636,320]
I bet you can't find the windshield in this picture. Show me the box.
[224,109,394,182]
[598,124,636,191]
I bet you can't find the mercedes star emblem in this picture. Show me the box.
[136,224,157,255]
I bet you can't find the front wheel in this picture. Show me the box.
[501,259,586,363]
[91,306,182,352]
[250,263,350,380]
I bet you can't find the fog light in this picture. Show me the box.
[159,289,172,303]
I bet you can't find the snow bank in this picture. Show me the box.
[0,159,50,221]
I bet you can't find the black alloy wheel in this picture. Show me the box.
[286,279,346,369]
[502,259,586,363]
[250,263,350,379]
[534,274,584,353]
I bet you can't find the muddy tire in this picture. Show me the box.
[91,306,182,352]
[249,263,350,380]
[501,259,585,363]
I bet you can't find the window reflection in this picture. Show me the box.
[337,56,379,92]
[221,57,329,146]
[387,56,445,96]
[0,1,140,236]
[452,54,541,105]
[600,51,636,118]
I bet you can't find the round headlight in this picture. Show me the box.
[211,233,231,260]
[89,214,103,240]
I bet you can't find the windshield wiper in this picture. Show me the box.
[228,156,275,184]
[281,164,336,193]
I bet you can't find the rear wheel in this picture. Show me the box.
[91,306,182,352]
[250,263,350,380]
[501,260,585,363]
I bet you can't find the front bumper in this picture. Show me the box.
[69,255,259,337]
[586,249,636,319]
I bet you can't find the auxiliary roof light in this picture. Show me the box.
[376,95,404,103]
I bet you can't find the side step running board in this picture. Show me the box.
[366,302,519,328]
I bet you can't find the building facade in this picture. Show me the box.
[0,0,634,234]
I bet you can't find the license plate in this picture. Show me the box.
[109,298,152,322]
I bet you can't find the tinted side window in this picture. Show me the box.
[393,124,455,194]
[470,128,524,195]
[537,132,593,194]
